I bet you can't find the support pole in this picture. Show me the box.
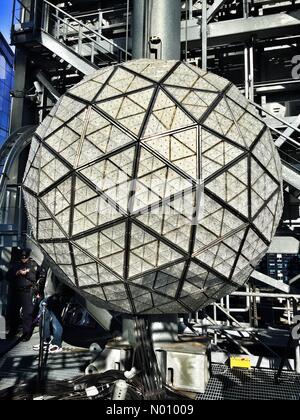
[295,341,300,374]
[249,44,255,101]
[132,0,181,60]
[189,0,193,20]
[202,0,207,71]
[125,0,130,61]
[293,299,300,374]
[243,0,250,99]
[10,48,33,132]
[244,46,250,99]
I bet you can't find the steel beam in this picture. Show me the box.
[10,48,31,132]
[251,270,292,294]
[268,236,300,254]
[182,11,300,48]
[36,71,61,101]
[40,32,97,75]
[83,299,115,332]
[282,163,300,191]
[275,114,300,148]
[202,0,207,71]
[207,0,227,22]
[233,292,300,298]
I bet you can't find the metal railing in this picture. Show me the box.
[0,126,36,206]
[186,101,300,359]
[249,101,300,174]
[42,0,131,66]
[0,126,37,246]
[12,0,43,35]
[12,0,33,26]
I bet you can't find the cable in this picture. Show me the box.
[133,317,165,400]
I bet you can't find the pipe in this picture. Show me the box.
[218,286,251,314]
[132,0,181,60]
[233,292,300,299]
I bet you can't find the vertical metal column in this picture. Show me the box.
[132,0,181,60]
[293,299,300,374]
[10,49,32,132]
[243,0,250,99]
[244,47,249,99]
[132,0,146,59]
[0,297,5,340]
[17,185,23,245]
[125,0,130,61]
[249,44,255,101]
[295,343,300,374]
[189,0,193,20]
[243,1,254,100]
[202,0,207,71]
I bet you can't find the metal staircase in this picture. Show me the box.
[12,0,131,76]
[251,101,300,191]
[41,0,130,75]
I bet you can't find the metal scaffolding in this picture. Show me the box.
[2,0,300,379]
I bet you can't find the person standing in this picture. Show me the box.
[34,273,67,354]
[7,248,45,341]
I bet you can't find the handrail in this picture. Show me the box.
[15,0,31,14]
[73,6,129,20]
[251,100,300,137]
[44,16,116,64]
[43,0,131,58]
[0,126,37,207]
[281,154,300,173]
[269,125,300,148]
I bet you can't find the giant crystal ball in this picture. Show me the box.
[23,59,283,314]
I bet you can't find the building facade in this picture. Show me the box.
[0,33,14,145]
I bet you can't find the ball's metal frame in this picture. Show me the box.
[23,60,283,314]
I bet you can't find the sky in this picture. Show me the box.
[0,0,14,44]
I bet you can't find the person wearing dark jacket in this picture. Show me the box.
[7,248,45,341]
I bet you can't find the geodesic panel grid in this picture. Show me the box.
[23,59,283,314]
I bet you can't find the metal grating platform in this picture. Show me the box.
[196,364,300,400]
[0,332,90,392]
[2,335,300,400]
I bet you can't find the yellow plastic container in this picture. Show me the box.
[230,356,251,370]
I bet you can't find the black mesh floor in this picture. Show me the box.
[196,364,300,400]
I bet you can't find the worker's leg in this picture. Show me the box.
[50,312,63,348]
[20,290,34,337]
[7,289,21,336]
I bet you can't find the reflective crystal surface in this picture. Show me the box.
[23,59,283,314]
